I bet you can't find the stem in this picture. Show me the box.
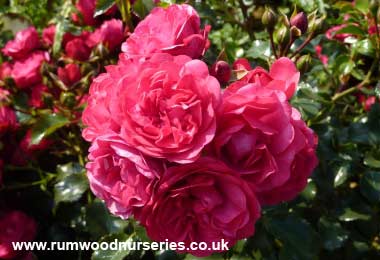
[290,32,314,58]
[268,29,278,58]
[331,86,358,102]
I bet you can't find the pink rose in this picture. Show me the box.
[210,83,318,205]
[28,84,49,108]
[58,63,81,86]
[232,58,251,71]
[42,25,56,46]
[0,62,12,81]
[121,4,210,59]
[72,0,118,26]
[82,73,119,142]
[140,157,261,257]
[0,106,17,136]
[2,27,40,60]
[65,37,91,61]
[85,53,221,163]
[86,134,163,219]
[11,51,49,89]
[87,19,124,52]
[0,211,37,259]
[235,57,300,100]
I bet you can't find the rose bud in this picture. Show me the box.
[0,62,12,81]
[0,106,18,135]
[87,19,124,52]
[290,12,308,35]
[210,60,231,84]
[296,54,311,73]
[262,7,277,31]
[274,25,290,46]
[65,36,91,61]
[57,63,81,87]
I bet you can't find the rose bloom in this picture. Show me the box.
[83,53,221,163]
[58,63,81,86]
[140,157,261,257]
[42,25,56,46]
[0,62,12,81]
[72,0,118,26]
[65,35,91,61]
[325,24,353,42]
[232,58,252,71]
[2,27,40,60]
[28,84,49,108]
[210,83,318,205]
[236,57,300,100]
[121,4,210,59]
[0,211,37,259]
[0,106,17,136]
[11,51,49,89]
[86,134,163,219]
[87,19,124,52]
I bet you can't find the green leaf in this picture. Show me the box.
[336,25,366,36]
[85,199,128,239]
[31,113,69,145]
[338,208,371,222]
[94,0,115,17]
[364,153,380,168]
[301,180,317,200]
[318,217,349,250]
[334,164,350,187]
[355,0,369,13]
[54,162,88,204]
[266,215,319,259]
[360,172,380,203]
[91,233,134,260]
[133,0,155,18]
[353,39,375,56]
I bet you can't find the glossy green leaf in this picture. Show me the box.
[31,113,69,145]
[355,0,369,13]
[334,164,350,187]
[364,153,380,168]
[360,172,380,203]
[54,162,88,204]
[336,25,366,36]
[94,0,115,17]
[338,208,371,222]
[319,217,349,250]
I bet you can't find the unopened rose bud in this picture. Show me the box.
[210,61,231,85]
[296,54,311,73]
[290,12,308,35]
[262,7,277,31]
[309,16,325,34]
[274,25,290,47]
[290,26,302,38]
[60,92,76,108]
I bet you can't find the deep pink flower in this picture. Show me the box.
[72,0,118,26]
[121,4,210,59]
[0,106,18,136]
[42,25,56,46]
[58,63,81,86]
[0,211,37,259]
[83,53,221,163]
[358,95,377,112]
[140,157,261,257]
[86,134,163,219]
[2,27,40,59]
[11,51,49,89]
[325,24,353,42]
[0,62,12,81]
[315,45,328,65]
[210,60,231,84]
[235,57,300,100]
[210,83,318,205]
[28,84,49,108]
[87,19,124,52]
[232,58,252,71]
[65,37,91,61]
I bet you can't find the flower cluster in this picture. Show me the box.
[83,4,318,256]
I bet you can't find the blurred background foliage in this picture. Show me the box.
[1,0,380,259]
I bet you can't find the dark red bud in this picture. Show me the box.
[290,12,308,35]
[210,61,231,84]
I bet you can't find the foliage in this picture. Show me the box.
[0,0,380,259]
